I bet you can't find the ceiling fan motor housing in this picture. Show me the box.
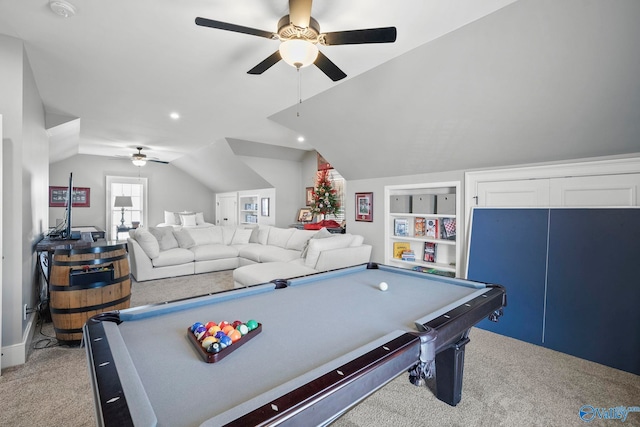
[277,15,320,42]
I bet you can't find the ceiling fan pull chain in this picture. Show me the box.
[297,67,302,117]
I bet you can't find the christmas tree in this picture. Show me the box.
[309,169,341,219]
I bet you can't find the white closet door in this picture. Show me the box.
[216,194,237,226]
[549,174,640,206]
[476,179,550,207]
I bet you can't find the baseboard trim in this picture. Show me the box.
[1,312,37,370]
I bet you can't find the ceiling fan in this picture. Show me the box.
[195,0,397,81]
[120,147,169,167]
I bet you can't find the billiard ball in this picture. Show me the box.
[219,335,232,348]
[218,321,230,330]
[379,281,388,291]
[201,336,218,348]
[205,321,217,330]
[191,322,204,333]
[214,331,226,339]
[207,342,222,353]
[237,324,249,336]
[246,319,258,331]
[222,325,235,335]
[232,320,242,328]
[208,325,221,335]
[194,325,207,336]
[228,329,242,342]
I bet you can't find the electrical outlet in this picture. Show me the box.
[23,304,28,320]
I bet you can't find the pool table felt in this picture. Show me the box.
[107,266,487,426]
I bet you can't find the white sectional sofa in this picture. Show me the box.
[127,225,372,285]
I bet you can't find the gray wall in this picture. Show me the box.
[50,154,215,229]
[1,34,49,349]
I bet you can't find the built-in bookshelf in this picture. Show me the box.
[239,195,259,224]
[384,182,461,277]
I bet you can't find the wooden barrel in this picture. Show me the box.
[49,243,131,342]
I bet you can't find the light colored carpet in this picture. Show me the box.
[1,270,639,427]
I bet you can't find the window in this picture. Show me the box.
[106,176,148,240]
[327,170,346,224]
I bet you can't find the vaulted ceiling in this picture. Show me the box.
[1,0,638,190]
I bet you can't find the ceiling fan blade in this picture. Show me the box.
[289,0,312,28]
[247,51,282,75]
[195,17,275,39]
[322,27,397,45]
[314,51,347,82]
[148,159,169,165]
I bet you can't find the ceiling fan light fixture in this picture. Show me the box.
[279,39,318,69]
[132,158,147,167]
[49,0,76,18]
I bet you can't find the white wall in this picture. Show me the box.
[50,154,215,228]
[1,35,49,367]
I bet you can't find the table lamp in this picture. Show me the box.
[114,196,133,229]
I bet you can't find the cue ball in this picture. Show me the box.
[379,281,388,291]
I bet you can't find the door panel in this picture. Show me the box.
[217,195,237,226]
[549,174,639,206]
[477,179,550,207]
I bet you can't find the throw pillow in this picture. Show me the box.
[164,210,177,225]
[231,228,253,245]
[148,226,179,251]
[134,228,160,259]
[173,229,196,249]
[180,214,197,227]
[195,212,205,225]
[301,227,333,258]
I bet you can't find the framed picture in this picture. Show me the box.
[261,198,270,216]
[305,187,314,206]
[355,192,373,222]
[296,208,313,223]
[49,186,91,207]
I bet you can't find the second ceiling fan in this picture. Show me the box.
[195,0,397,81]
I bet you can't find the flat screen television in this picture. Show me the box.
[49,172,75,240]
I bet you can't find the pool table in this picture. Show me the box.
[83,263,506,426]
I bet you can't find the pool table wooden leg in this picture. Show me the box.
[435,335,471,406]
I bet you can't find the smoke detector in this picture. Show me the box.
[49,0,76,18]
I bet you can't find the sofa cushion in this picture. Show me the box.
[304,234,355,268]
[233,262,318,287]
[191,244,239,262]
[149,226,179,251]
[186,226,223,246]
[231,228,252,245]
[301,227,333,258]
[285,229,317,251]
[221,226,238,245]
[173,229,196,249]
[267,227,295,248]
[151,248,194,267]
[134,228,160,259]
[237,244,267,263]
[259,247,301,263]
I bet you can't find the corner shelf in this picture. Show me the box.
[239,195,259,225]
[384,182,461,277]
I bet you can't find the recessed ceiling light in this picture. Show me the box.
[170,112,180,120]
[297,136,305,142]
[49,0,76,17]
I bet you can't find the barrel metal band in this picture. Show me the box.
[49,274,130,292]
[52,252,128,267]
[49,294,131,314]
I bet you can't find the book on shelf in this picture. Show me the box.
[414,217,426,236]
[394,218,409,236]
[425,219,439,238]
[423,242,436,262]
[393,241,412,259]
[401,250,415,261]
[441,217,456,240]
